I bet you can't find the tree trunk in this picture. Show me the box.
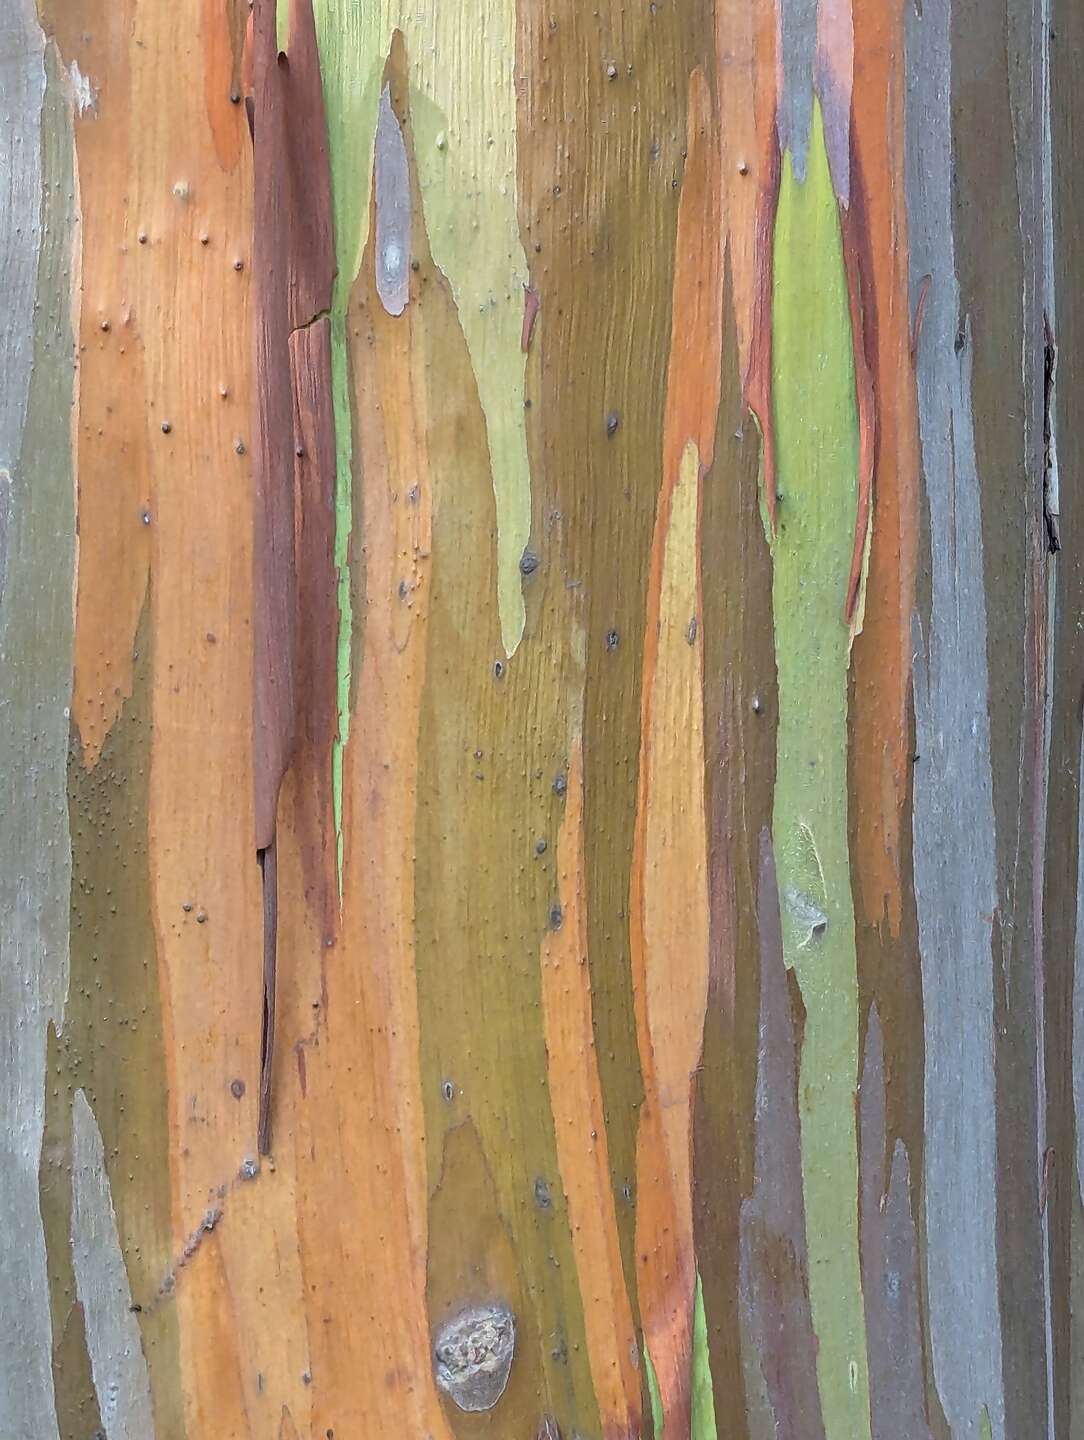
[1,0,1080,1436]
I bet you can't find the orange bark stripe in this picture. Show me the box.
[542,732,641,1439]
[849,0,920,935]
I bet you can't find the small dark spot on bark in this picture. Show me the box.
[751,693,762,714]
[229,87,241,104]
[535,838,547,855]
[534,1176,552,1209]
[230,1078,245,1099]
[605,628,619,651]
[605,410,620,436]
[233,257,245,271]
[160,420,172,434]
[520,549,539,575]
[493,659,505,680]
[182,900,193,912]
[442,1079,455,1102]
[553,773,567,797]
[196,909,208,924]
[549,903,563,930]
[686,616,698,645]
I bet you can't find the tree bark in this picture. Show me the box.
[1,0,1080,1436]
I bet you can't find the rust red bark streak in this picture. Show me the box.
[250,0,336,1153]
[288,318,339,938]
[745,139,781,532]
[251,0,296,854]
[840,152,878,627]
[521,284,540,352]
[910,273,932,363]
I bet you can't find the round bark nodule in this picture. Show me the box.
[433,1302,515,1412]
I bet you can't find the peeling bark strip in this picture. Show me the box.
[70,1091,155,1439]
[905,0,1006,1433]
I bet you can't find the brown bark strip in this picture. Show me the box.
[694,254,775,1440]
[249,0,335,1152]
[859,1004,935,1440]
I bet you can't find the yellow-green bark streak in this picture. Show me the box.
[316,5,531,852]
[770,102,872,1440]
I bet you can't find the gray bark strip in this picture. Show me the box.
[70,1091,156,1440]
[0,0,43,483]
[1074,721,1084,1213]
[906,0,1006,1434]
[0,28,74,1440]
[375,83,412,318]
[777,0,817,183]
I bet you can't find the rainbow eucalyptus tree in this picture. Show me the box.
[1,0,1079,1435]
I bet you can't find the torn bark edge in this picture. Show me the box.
[258,842,278,1154]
